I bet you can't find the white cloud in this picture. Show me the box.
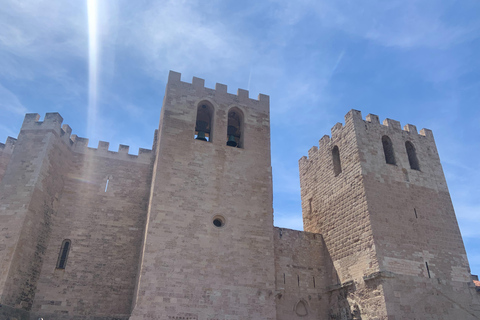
[117,0,252,76]
[270,0,479,49]
[0,1,87,62]
[0,83,27,115]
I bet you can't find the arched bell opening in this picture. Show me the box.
[195,102,214,142]
[405,141,420,170]
[226,107,243,148]
[382,135,396,165]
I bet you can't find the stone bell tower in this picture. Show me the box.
[299,110,480,319]
[131,71,277,320]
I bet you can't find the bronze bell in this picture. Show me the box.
[227,135,237,147]
[226,125,238,147]
[195,120,208,141]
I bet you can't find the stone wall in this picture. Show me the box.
[1,74,478,320]
[30,145,153,319]
[353,112,480,318]
[273,227,331,320]
[299,109,480,319]
[298,110,389,319]
[0,113,154,319]
[0,113,70,312]
[298,110,382,285]
[131,71,277,320]
[0,136,16,183]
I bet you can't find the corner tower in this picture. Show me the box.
[131,71,276,320]
[299,110,479,319]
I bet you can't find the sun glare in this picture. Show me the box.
[87,0,98,139]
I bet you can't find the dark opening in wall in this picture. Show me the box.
[425,262,431,278]
[195,103,214,142]
[56,239,71,269]
[332,145,342,176]
[226,107,243,148]
[382,135,396,165]
[212,215,225,228]
[406,141,420,170]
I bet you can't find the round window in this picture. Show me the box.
[212,215,225,228]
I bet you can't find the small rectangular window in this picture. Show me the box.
[57,240,71,269]
[425,262,431,278]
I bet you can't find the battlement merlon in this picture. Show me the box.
[0,136,17,154]
[166,70,270,113]
[299,109,435,163]
[70,136,153,164]
[19,113,153,164]
[22,112,63,131]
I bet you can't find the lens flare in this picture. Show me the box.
[87,0,98,139]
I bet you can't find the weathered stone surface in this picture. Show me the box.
[299,109,480,319]
[0,72,478,319]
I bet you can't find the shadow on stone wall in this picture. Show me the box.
[322,243,362,320]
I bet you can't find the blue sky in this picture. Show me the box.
[1,1,479,275]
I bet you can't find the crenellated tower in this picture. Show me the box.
[0,113,155,319]
[131,71,277,320]
[299,110,480,319]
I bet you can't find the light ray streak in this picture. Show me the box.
[87,0,98,139]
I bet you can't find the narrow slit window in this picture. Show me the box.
[105,178,109,192]
[283,273,286,284]
[56,239,71,269]
[406,141,420,170]
[297,275,300,287]
[195,103,214,142]
[425,262,431,278]
[382,136,396,165]
[414,208,418,219]
[332,145,342,176]
[226,107,244,148]
[313,276,316,288]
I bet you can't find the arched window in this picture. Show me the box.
[405,141,420,170]
[226,107,243,148]
[382,136,396,165]
[195,103,214,142]
[332,145,342,176]
[56,239,71,269]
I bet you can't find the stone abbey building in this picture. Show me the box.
[0,71,479,320]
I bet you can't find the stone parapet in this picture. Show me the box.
[19,113,154,164]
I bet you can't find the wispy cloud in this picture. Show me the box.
[0,83,27,115]
[118,0,252,76]
[270,0,480,49]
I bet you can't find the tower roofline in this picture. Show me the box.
[167,70,270,112]
[299,109,434,164]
